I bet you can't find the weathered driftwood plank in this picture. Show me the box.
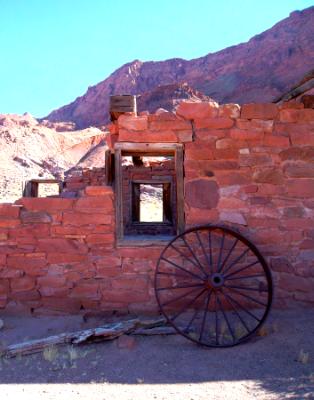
[109,95,137,121]
[132,326,177,335]
[1,317,166,359]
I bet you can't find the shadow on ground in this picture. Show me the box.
[0,310,313,399]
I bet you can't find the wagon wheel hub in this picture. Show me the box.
[208,273,225,289]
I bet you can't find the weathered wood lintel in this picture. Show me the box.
[115,142,182,156]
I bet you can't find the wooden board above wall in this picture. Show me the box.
[109,95,137,121]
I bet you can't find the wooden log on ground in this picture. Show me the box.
[132,326,177,335]
[1,317,166,359]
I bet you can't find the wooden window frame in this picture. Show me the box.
[105,149,115,185]
[114,142,184,241]
[23,179,63,197]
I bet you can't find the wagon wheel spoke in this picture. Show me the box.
[161,286,203,307]
[225,273,265,281]
[195,231,211,274]
[184,307,201,333]
[155,224,273,348]
[219,238,238,273]
[181,237,208,277]
[214,292,219,345]
[217,292,236,344]
[157,283,205,291]
[169,245,207,278]
[160,256,204,281]
[224,260,260,279]
[156,271,203,280]
[171,289,207,323]
[225,286,268,307]
[208,231,213,273]
[217,231,225,272]
[222,290,262,322]
[222,248,250,275]
[224,284,268,293]
[221,289,250,334]
[199,290,213,341]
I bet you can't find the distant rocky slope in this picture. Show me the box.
[274,68,314,106]
[136,83,213,113]
[45,7,314,128]
[0,114,108,202]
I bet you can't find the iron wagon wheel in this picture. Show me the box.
[154,224,273,347]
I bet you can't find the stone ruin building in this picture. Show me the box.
[0,97,313,317]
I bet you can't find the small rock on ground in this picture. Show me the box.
[116,334,137,350]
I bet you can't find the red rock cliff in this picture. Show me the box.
[46,7,314,128]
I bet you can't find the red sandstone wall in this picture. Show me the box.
[0,101,313,314]
[62,168,106,196]
[180,102,314,307]
[0,187,164,314]
[114,101,314,307]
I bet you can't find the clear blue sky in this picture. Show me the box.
[0,0,313,117]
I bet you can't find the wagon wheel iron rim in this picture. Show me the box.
[154,224,273,348]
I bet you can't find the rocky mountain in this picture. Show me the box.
[136,83,213,114]
[45,6,314,128]
[0,114,108,202]
[274,68,314,106]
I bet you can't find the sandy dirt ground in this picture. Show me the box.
[0,309,313,399]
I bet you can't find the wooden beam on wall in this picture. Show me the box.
[114,148,123,240]
[175,145,185,234]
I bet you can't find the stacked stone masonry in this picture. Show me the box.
[62,168,107,196]
[0,100,313,314]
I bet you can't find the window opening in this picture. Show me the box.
[23,179,62,197]
[37,183,60,197]
[114,143,184,242]
[139,183,163,222]
[132,182,173,224]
